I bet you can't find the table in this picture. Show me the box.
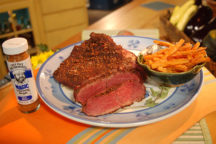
[1,0,216,143]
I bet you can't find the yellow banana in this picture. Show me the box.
[176,5,198,31]
[169,5,180,24]
[170,0,195,25]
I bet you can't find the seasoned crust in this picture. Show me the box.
[53,32,137,89]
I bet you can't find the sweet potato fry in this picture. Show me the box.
[151,60,166,69]
[157,66,168,72]
[175,39,185,48]
[190,57,206,66]
[144,54,163,60]
[178,43,192,51]
[153,40,174,47]
[166,39,185,56]
[172,65,188,72]
[192,42,200,50]
[166,58,189,66]
[196,47,207,52]
[169,50,193,58]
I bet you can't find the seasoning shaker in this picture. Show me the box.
[2,37,40,113]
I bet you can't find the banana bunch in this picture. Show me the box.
[170,0,198,31]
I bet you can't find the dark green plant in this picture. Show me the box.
[37,44,48,52]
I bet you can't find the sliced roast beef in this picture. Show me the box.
[74,71,142,105]
[83,81,146,116]
[53,32,146,116]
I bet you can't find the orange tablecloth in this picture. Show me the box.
[0,68,216,143]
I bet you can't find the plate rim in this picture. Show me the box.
[36,36,203,127]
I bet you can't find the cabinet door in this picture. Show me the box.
[43,7,88,32]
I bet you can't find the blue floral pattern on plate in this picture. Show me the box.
[36,36,203,128]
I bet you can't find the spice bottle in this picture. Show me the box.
[2,37,40,113]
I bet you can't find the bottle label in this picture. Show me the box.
[7,57,38,105]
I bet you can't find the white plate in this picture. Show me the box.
[36,36,203,128]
